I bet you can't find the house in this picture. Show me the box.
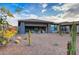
[58,21,79,33]
[18,19,56,34]
[18,19,79,34]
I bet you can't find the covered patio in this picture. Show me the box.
[18,19,56,34]
[18,18,79,34]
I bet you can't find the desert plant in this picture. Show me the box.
[70,22,77,55]
[67,41,71,55]
[0,37,8,46]
[28,30,32,46]
[0,7,14,35]
[0,7,14,46]
[68,22,77,55]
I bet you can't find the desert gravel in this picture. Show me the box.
[0,33,79,55]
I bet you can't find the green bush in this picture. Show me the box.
[0,38,8,45]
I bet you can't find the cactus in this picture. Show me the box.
[28,30,32,46]
[69,22,77,55]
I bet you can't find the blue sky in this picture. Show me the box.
[0,3,63,26]
[0,3,64,16]
[0,3,79,26]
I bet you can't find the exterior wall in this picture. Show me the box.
[57,25,71,33]
[18,21,52,34]
[61,25,70,33]
[66,26,70,32]
[65,25,79,33]
[25,23,48,33]
[60,25,79,33]
[18,22,25,34]
[18,21,79,34]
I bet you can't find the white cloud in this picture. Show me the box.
[14,13,39,19]
[39,16,60,20]
[25,14,39,19]
[41,9,46,13]
[7,13,39,26]
[52,3,79,22]
[53,3,79,19]
[64,4,79,18]
[38,16,68,23]
[41,3,48,14]
[52,3,77,12]
[52,5,62,11]
[58,3,62,5]
[7,17,18,26]
[41,3,48,9]
[22,9,30,13]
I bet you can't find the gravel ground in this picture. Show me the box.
[0,33,79,55]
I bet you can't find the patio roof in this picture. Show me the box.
[18,19,54,24]
[18,17,79,25]
[38,16,79,24]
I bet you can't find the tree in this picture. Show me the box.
[0,7,14,45]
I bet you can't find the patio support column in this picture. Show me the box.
[48,24,51,33]
[77,25,79,33]
[46,25,48,33]
[57,24,62,35]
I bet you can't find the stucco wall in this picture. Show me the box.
[18,22,25,34]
